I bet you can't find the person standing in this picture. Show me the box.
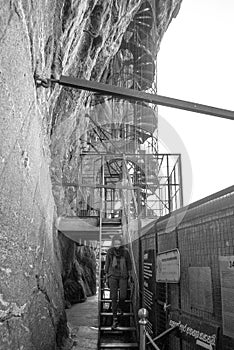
[104,235,132,329]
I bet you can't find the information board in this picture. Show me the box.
[219,255,234,338]
[156,249,180,283]
[169,312,220,349]
[143,245,156,335]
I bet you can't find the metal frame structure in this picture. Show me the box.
[63,152,183,219]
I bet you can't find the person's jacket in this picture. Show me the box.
[104,246,132,279]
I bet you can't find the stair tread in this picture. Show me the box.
[101,299,131,303]
[101,288,131,291]
[102,228,122,232]
[102,219,122,224]
[101,312,133,316]
[102,223,122,226]
[101,232,122,235]
[100,326,136,331]
[100,342,138,348]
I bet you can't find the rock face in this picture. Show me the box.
[0,0,182,349]
[48,0,182,216]
[59,233,96,306]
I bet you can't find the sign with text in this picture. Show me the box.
[169,312,220,349]
[142,243,156,335]
[156,249,180,283]
[219,255,234,338]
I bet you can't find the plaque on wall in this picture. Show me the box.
[156,249,180,283]
[219,255,234,338]
[169,312,220,349]
[188,267,213,312]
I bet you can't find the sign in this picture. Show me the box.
[169,312,219,349]
[142,240,156,335]
[219,255,234,338]
[188,267,213,312]
[156,249,180,283]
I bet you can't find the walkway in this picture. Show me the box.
[66,293,99,350]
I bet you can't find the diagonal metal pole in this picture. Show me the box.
[55,76,234,121]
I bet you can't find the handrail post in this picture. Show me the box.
[138,308,148,350]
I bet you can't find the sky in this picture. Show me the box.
[157,0,234,205]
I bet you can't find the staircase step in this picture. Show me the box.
[101,299,131,303]
[101,232,122,237]
[102,227,122,232]
[100,342,138,348]
[100,326,136,332]
[101,288,131,292]
[101,312,133,316]
[101,218,122,226]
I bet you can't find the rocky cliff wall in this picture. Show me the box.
[0,2,69,348]
[0,1,182,349]
[58,233,96,307]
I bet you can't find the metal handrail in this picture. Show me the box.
[138,308,179,350]
[145,332,160,350]
[148,324,178,344]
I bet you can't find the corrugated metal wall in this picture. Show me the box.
[156,186,234,350]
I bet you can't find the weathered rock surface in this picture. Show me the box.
[0,0,182,349]
[59,232,96,306]
[47,0,182,216]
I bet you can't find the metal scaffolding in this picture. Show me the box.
[60,0,185,230]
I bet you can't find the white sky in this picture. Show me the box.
[157,0,234,205]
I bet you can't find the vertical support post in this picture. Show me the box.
[165,282,169,311]
[97,156,105,348]
[175,218,183,349]
[138,308,148,350]
[166,155,171,213]
[99,155,105,276]
[139,322,146,350]
[178,154,184,207]
[173,162,176,210]
[98,155,105,311]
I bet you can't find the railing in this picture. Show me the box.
[138,308,178,350]
[62,153,183,218]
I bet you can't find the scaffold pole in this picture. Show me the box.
[54,76,234,121]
